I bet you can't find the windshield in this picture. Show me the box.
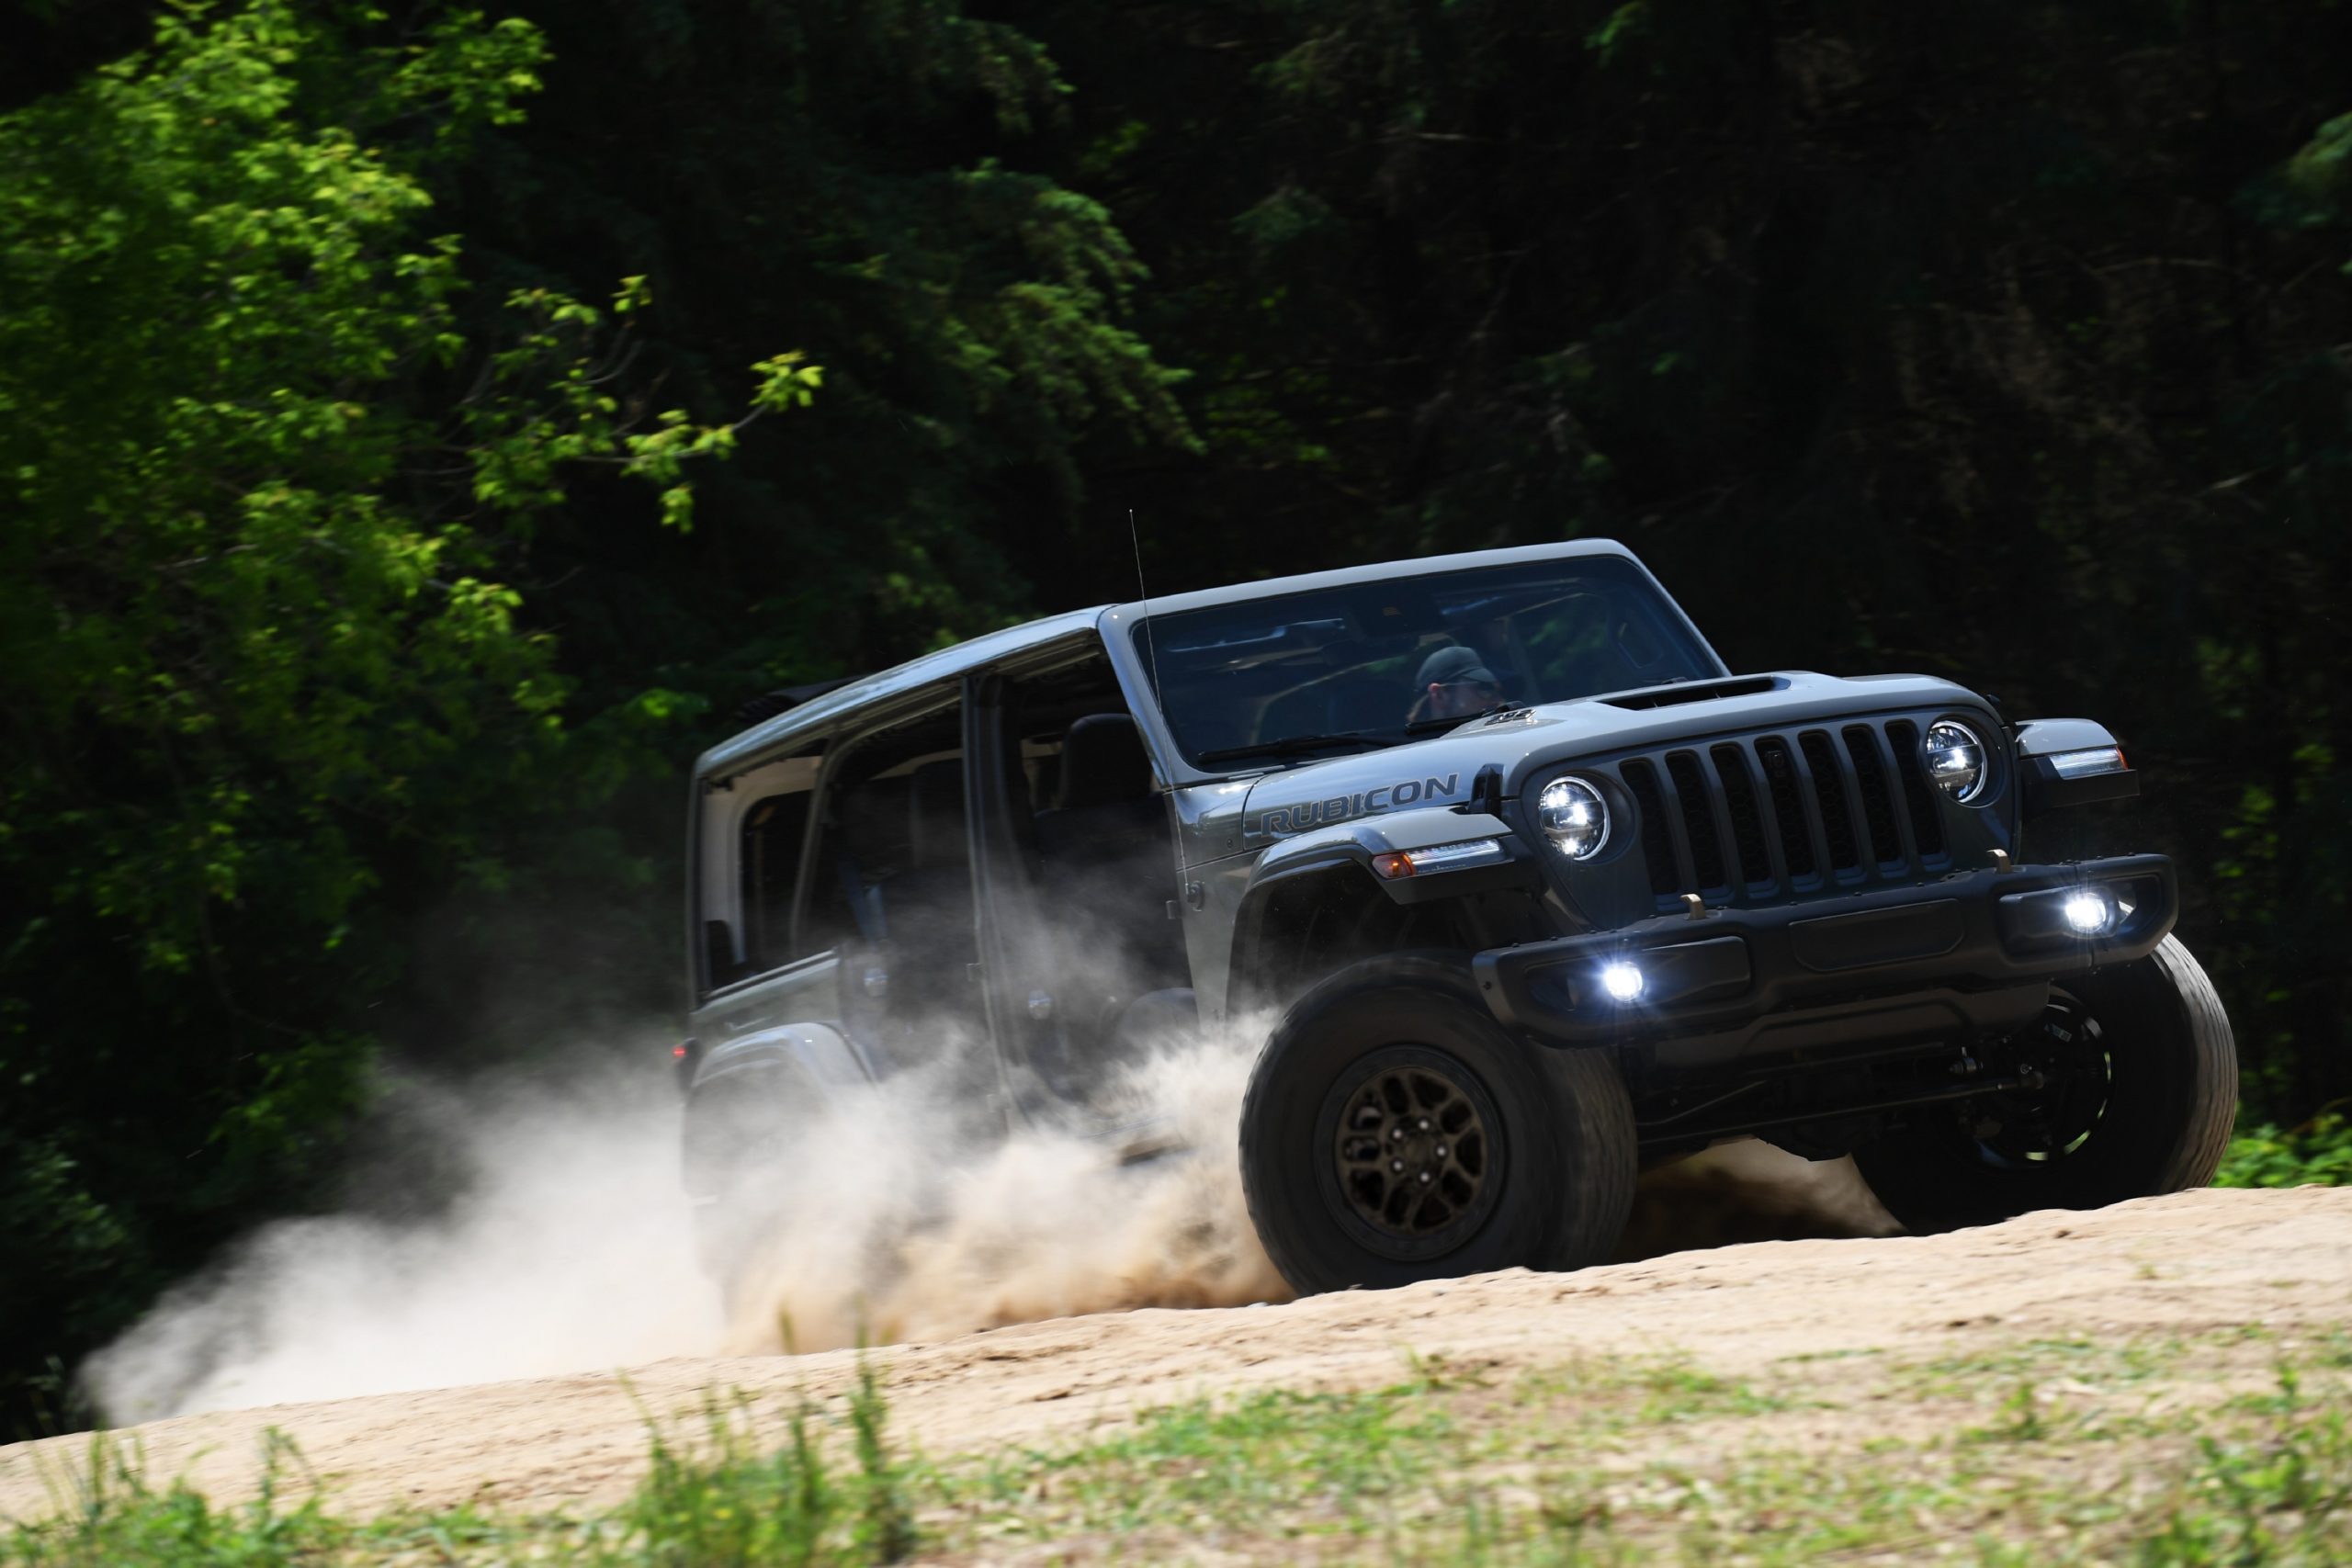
[1136,556,1721,770]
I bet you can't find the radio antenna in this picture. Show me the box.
[1129,508,1190,895]
[1129,507,1167,715]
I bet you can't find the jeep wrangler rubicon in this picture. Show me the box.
[678,540,2235,1298]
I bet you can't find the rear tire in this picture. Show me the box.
[1238,953,1635,1294]
[1856,933,2236,1234]
[683,1059,821,1314]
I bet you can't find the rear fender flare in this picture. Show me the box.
[687,1021,870,1098]
[682,1022,871,1201]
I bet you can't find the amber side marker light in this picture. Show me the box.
[1370,838,1510,880]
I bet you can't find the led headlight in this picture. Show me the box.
[1537,776,1610,860]
[1923,720,1988,803]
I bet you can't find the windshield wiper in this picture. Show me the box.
[1198,732,1388,766]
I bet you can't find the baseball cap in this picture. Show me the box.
[1415,645,1499,688]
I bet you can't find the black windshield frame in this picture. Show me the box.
[1134,557,1722,772]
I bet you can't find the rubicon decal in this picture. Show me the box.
[1253,773,1463,837]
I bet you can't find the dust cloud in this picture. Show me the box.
[712,1024,1290,1356]
[82,1066,721,1423]
[82,1014,1896,1426]
[80,1030,1288,1424]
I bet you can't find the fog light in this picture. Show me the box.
[1600,962,1645,1003]
[2062,893,2113,936]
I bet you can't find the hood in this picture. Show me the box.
[1232,670,1985,847]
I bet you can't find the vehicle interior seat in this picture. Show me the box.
[1035,714,1160,863]
[1033,714,1189,1019]
[876,758,976,1023]
[818,773,910,952]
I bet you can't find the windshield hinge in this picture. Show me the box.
[1459,763,1506,817]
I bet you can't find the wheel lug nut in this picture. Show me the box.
[1436,1145,1447,1157]
[1419,1170,1432,1183]
[1391,1128,1404,1140]
[1391,1158,1403,1172]
[1419,1119,1430,1131]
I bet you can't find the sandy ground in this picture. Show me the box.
[5,1185,2347,1524]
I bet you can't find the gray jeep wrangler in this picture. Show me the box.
[678,540,2235,1298]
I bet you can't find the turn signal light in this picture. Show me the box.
[1370,838,1509,880]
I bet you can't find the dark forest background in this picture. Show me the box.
[4,0,2348,1425]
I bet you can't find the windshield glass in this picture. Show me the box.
[1136,556,1721,770]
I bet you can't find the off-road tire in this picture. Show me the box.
[1856,933,2236,1234]
[1239,953,1635,1294]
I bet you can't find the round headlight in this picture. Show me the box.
[1923,720,1988,803]
[1537,776,1610,859]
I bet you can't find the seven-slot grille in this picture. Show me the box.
[1611,717,1953,909]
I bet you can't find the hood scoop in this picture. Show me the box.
[1600,675,1785,710]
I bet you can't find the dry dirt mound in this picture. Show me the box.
[6,1185,2347,1523]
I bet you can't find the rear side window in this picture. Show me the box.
[699,748,820,990]
[739,791,812,976]
[800,704,967,959]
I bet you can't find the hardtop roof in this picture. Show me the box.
[694,537,1646,776]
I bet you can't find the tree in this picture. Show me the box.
[0,0,813,1423]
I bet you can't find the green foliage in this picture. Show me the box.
[0,0,812,1427]
[2216,1111,2352,1190]
[845,1356,914,1562]
[5,1430,342,1567]
[2139,1371,2352,1565]
[959,1383,1453,1537]
[623,1393,842,1567]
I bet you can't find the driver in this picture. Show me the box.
[1410,644,1503,723]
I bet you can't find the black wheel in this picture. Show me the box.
[1856,934,2237,1234]
[1238,953,1635,1294]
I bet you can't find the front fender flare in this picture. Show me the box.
[1226,808,1539,1007]
[2014,717,2137,815]
[1241,807,1535,907]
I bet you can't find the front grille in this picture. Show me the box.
[1605,716,1956,909]
[1621,759,1679,899]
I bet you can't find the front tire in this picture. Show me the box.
[1238,954,1635,1294]
[1856,933,2236,1234]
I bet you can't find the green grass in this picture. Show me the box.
[6,1334,2350,1564]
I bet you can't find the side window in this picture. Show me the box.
[700,748,821,990]
[800,702,971,968]
[739,791,813,975]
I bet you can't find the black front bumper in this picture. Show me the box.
[1472,853,2177,1058]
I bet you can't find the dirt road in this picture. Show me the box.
[5,1186,2347,1524]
